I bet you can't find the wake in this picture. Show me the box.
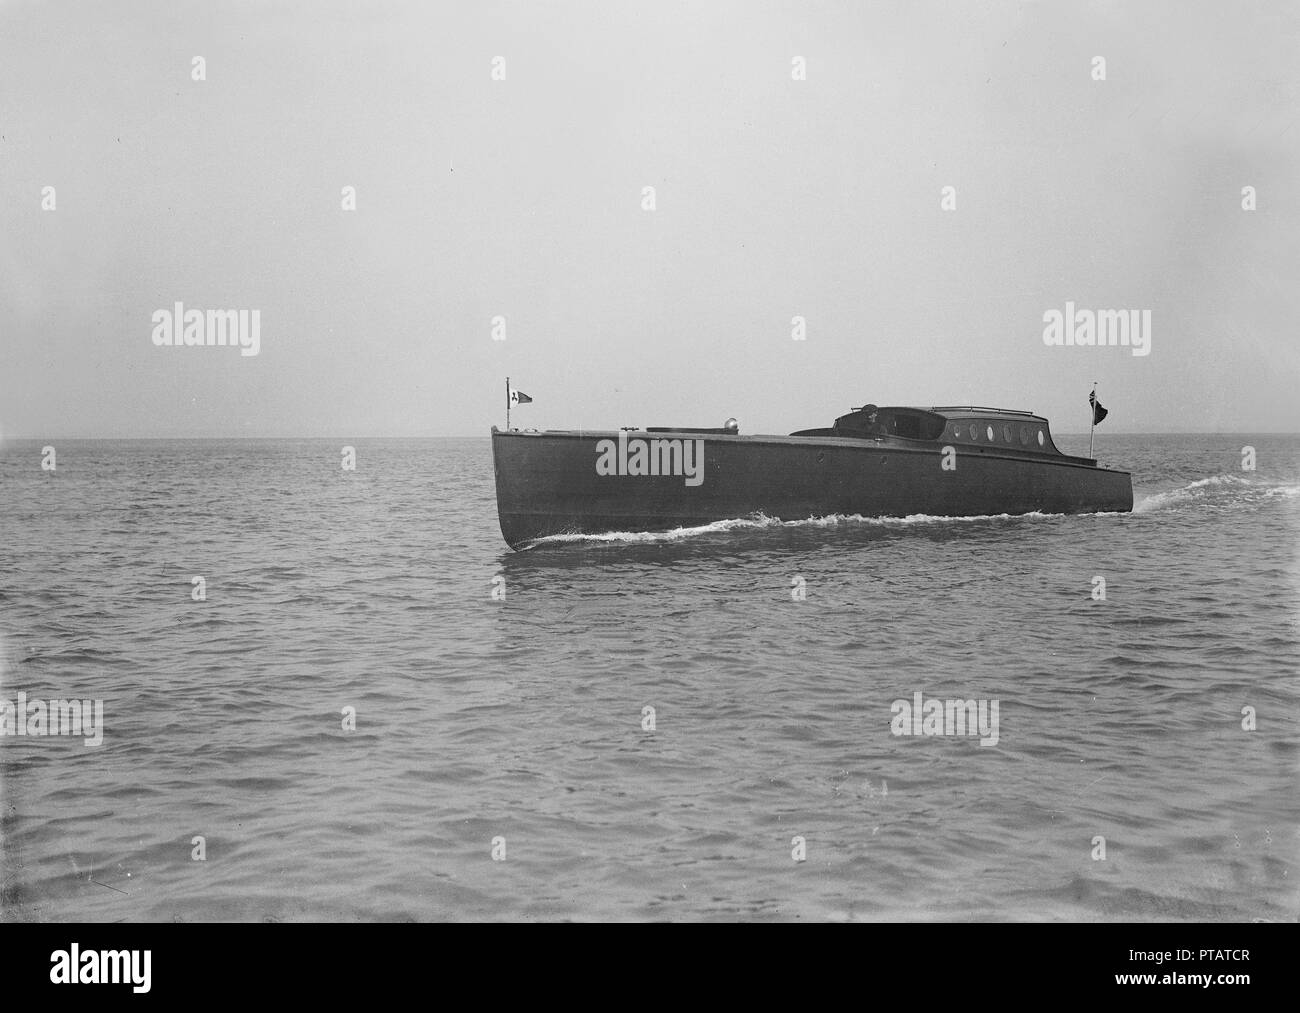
[1135,473,1300,513]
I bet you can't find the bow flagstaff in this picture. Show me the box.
[506,378,533,429]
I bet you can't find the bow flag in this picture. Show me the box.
[1089,389,1108,425]
[505,377,533,429]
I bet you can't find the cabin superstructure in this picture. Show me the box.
[928,406,1067,457]
[791,404,1081,460]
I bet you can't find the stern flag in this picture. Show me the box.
[1089,389,1108,425]
[510,389,533,405]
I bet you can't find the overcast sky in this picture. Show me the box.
[2,0,1298,437]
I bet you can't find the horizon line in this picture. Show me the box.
[3,431,1298,441]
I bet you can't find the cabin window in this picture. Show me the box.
[891,414,922,439]
[1003,424,1012,441]
[969,423,979,440]
[986,425,995,441]
[1020,426,1030,445]
[1037,429,1045,447]
[952,425,962,439]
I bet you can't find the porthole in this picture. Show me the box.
[1020,426,1030,445]
[969,423,979,440]
[1003,424,1012,442]
[952,425,962,439]
[986,425,995,441]
[1037,429,1045,447]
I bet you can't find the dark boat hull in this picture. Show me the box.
[491,428,1133,549]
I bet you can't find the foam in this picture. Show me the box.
[529,509,1078,547]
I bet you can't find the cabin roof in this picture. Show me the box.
[926,405,1045,421]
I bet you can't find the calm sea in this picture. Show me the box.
[1,434,1297,921]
